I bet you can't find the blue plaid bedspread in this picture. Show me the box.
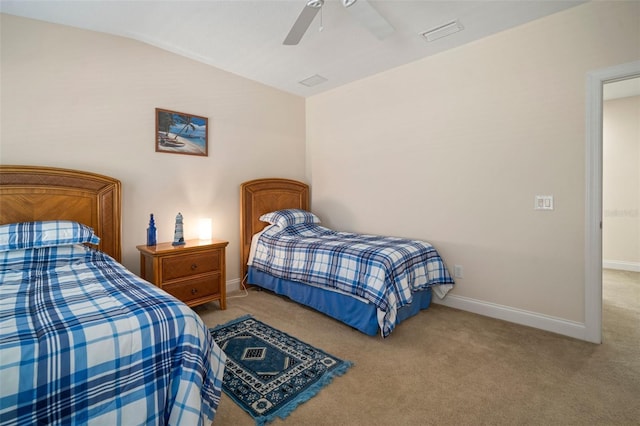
[0,245,226,425]
[249,223,454,337]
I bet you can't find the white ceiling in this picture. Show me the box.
[604,76,640,100]
[1,0,587,97]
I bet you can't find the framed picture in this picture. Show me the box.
[155,108,208,157]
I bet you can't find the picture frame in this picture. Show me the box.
[155,108,208,157]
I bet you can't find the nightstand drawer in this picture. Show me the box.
[162,250,220,281]
[164,274,220,302]
[137,239,228,309]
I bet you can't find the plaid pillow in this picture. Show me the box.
[259,209,321,228]
[0,221,100,252]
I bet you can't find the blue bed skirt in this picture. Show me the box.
[247,266,432,336]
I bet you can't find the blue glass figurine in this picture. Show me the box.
[146,213,157,246]
[172,212,185,246]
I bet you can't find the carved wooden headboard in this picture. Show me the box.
[0,165,122,261]
[239,178,309,279]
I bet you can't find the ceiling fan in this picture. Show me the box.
[283,0,395,46]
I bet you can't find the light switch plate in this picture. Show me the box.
[535,195,554,210]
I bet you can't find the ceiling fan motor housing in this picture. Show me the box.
[286,0,391,46]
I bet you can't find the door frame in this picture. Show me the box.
[585,60,640,344]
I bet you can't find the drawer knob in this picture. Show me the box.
[191,288,198,295]
[191,263,198,270]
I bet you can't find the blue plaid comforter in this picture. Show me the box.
[249,223,454,337]
[0,245,226,425]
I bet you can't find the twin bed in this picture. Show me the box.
[0,166,226,425]
[240,178,454,338]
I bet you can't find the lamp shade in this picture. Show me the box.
[198,218,212,240]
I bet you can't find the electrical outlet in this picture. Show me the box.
[454,264,464,279]
[534,195,554,210]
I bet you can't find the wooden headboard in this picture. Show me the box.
[0,165,122,261]
[240,178,309,279]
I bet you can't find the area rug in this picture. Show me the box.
[210,315,353,425]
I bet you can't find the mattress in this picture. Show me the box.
[249,220,454,336]
[0,238,226,425]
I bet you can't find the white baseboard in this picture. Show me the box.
[226,278,242,294]
[225,278,595,342]
[603,260,640,272]
[433,294,591,342]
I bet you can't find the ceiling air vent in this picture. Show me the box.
[299,74,328,87]
[421,19,464,42]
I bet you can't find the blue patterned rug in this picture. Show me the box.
[210,315,352,425]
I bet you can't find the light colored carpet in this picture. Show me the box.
[195,270,640,425]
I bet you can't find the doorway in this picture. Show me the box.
[585,60,640,344]
[603,77,640,272]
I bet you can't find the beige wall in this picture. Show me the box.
[0,14,307,281]
[306,1,640,329]
[1,1,639,340]
[603,95,640,270]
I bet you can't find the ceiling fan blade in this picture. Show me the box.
[345,0,394,40]
[283,5,321,46]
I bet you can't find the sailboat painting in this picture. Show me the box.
[155,108,208,157]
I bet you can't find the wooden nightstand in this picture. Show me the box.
[136,239,229,309]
